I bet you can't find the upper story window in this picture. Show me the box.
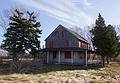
[64,40,69,47]
[81,42,87,49]
[79,41,81,47]
[48,40,53,48]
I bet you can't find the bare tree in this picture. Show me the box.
[113,25,120,36]
[71,25,95,50]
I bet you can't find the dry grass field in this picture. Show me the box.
[0,61,119,83]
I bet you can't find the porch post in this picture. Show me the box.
[58,50,61,64]
[85,50,88,66]
[47,52,49,64]
[71,51,74,64]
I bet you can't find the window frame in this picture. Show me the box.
[64,51,71,59]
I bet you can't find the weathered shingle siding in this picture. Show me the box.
[45,25,88,49]
[46,25,79,48]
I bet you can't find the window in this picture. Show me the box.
[65,51,71,59]
[81,43,87,49]
[48,40,53,48]
[64,40,69,47]
[79,41,81,47]
[53,51,57,59]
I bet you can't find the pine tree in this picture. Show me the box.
[90,14,119,65]
[106,25,119,63]
[1,9,42,71]
[24,11,42,60]
[90,14,106,66]
[1,9,25,59]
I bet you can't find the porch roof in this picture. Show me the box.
[41,47,94,53]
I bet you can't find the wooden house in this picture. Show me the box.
[43,25,93,65]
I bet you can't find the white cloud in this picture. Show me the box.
[73,0,91,5]
[13,0,94,27]
[72,0,94,10]
[79,0,92,6]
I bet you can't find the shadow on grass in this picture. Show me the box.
[44,63,103,72]
[0,61,103,75]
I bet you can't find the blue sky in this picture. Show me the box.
[0,0,120,47]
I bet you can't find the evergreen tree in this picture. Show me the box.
[90,14,119,65]
[1,9,42,64]
[1,9,25,59]
[90,14,106,66]
[24,11,42,60]
[105,25,119,64]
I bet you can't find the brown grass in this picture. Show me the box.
[0,61,119,83]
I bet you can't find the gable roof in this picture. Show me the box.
[45,24,88,43]
[63,26,88,43]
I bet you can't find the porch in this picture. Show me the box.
[43,48,95,66]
